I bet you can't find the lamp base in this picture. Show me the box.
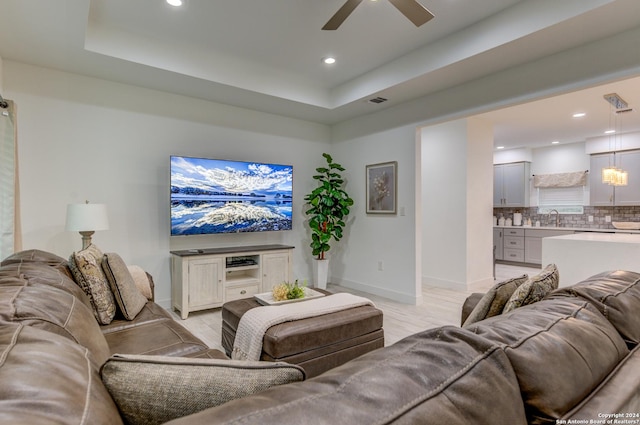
[79,231,95,250]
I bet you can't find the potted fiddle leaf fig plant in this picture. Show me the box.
[304,153,354,288]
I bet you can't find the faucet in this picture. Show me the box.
[547,209,560,227]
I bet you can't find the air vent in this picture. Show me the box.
[368,97,388,104]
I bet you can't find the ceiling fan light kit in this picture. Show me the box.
[323,0,434,30]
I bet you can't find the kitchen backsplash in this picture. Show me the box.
[494,206,640,229]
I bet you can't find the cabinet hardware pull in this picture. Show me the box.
[240,290,246,295]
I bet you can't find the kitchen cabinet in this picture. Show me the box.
[494,162,530,207]
[493,228,503,261]
[171,245,294,319]
[524,228,574,264]
[590,150,640,206]
[502,227,524,262]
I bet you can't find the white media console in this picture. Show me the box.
[170,244,294,319]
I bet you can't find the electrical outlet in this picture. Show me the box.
[377,261,383,271]
[588,215,594,222]
[605,215,612,222]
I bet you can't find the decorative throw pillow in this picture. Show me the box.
[100,354,306,425]
[68,244,116,325]
[102,253,148,320]
[502,264,559,313]
[462,274,528,326]
[127,265,154,300]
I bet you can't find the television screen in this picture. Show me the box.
[170,156,293,235]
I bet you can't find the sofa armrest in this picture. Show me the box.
[127,265,155,301]
[461,292,484,326]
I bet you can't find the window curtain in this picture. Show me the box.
[533,171,588,188]
[0,100,21,260]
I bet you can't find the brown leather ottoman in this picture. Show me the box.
[221,292,384,378]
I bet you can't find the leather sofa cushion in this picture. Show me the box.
[561,344,640,421]
[101,354,305,425]
[0,282,111,366]
[546,270,640,344]
[1,248,76,281]
[466,298,629,424]
[166,326,528,425]
[0,261,91,308]
[1,248,68,268]
[103,318,211,357]
[0,324,123,425]
[101,301,172,334]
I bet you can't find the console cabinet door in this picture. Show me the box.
[188,257,224,308]
[262,252,291,291]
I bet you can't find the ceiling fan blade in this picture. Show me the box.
[322,0,365,30]
[388,0,434,27]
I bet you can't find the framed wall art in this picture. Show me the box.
[366,161,397,214]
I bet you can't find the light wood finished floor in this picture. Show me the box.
[169,263,541,351]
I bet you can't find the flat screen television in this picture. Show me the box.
[170,156,293,235]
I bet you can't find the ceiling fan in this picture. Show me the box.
[322,0,434,30]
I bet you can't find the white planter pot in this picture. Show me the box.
[313,258,329,289]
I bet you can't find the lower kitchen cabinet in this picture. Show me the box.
[495,227,574,265]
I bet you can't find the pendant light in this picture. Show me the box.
[601,93,629,186]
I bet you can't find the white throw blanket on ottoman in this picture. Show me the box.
[231,293,375,361]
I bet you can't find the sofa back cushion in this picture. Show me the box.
[0,282,111,366]
[465,298,629,424]
[0,324,123,425]
[166,326,528,425]
[0,261,91,308]
[546,270,640,345]
[1,248,76,280]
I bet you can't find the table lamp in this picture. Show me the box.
[66,201,109,249]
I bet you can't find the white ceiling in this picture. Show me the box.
[1,0,640,149]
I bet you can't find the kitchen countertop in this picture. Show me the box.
[541,232,640,286]
[493,225,640,234]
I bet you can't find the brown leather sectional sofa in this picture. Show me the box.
[1,249,639,425]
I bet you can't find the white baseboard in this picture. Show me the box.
[331,277,423,305]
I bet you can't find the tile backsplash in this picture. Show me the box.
[493,206,640,229]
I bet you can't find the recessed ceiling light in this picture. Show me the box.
[167,0,182,6]
[572,112,586,118]
[604,129,616,134]
[322,57,336,65]
[496,146,505,150]
[552,141,560,144]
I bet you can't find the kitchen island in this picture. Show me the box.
[542,232,640,287]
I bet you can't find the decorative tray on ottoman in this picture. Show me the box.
[254,288,326,306]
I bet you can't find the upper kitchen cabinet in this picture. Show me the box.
[494,162,530,207]
[590,150,640,206]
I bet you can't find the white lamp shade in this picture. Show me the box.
[65,203,109,232]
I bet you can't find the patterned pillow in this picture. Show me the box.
[101,354,306,425]
[462,274,528,326]
[102,253,148,320]
[502,264,559,313]
[68,244,116,325]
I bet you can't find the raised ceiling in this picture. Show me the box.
[1,0,640,148]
